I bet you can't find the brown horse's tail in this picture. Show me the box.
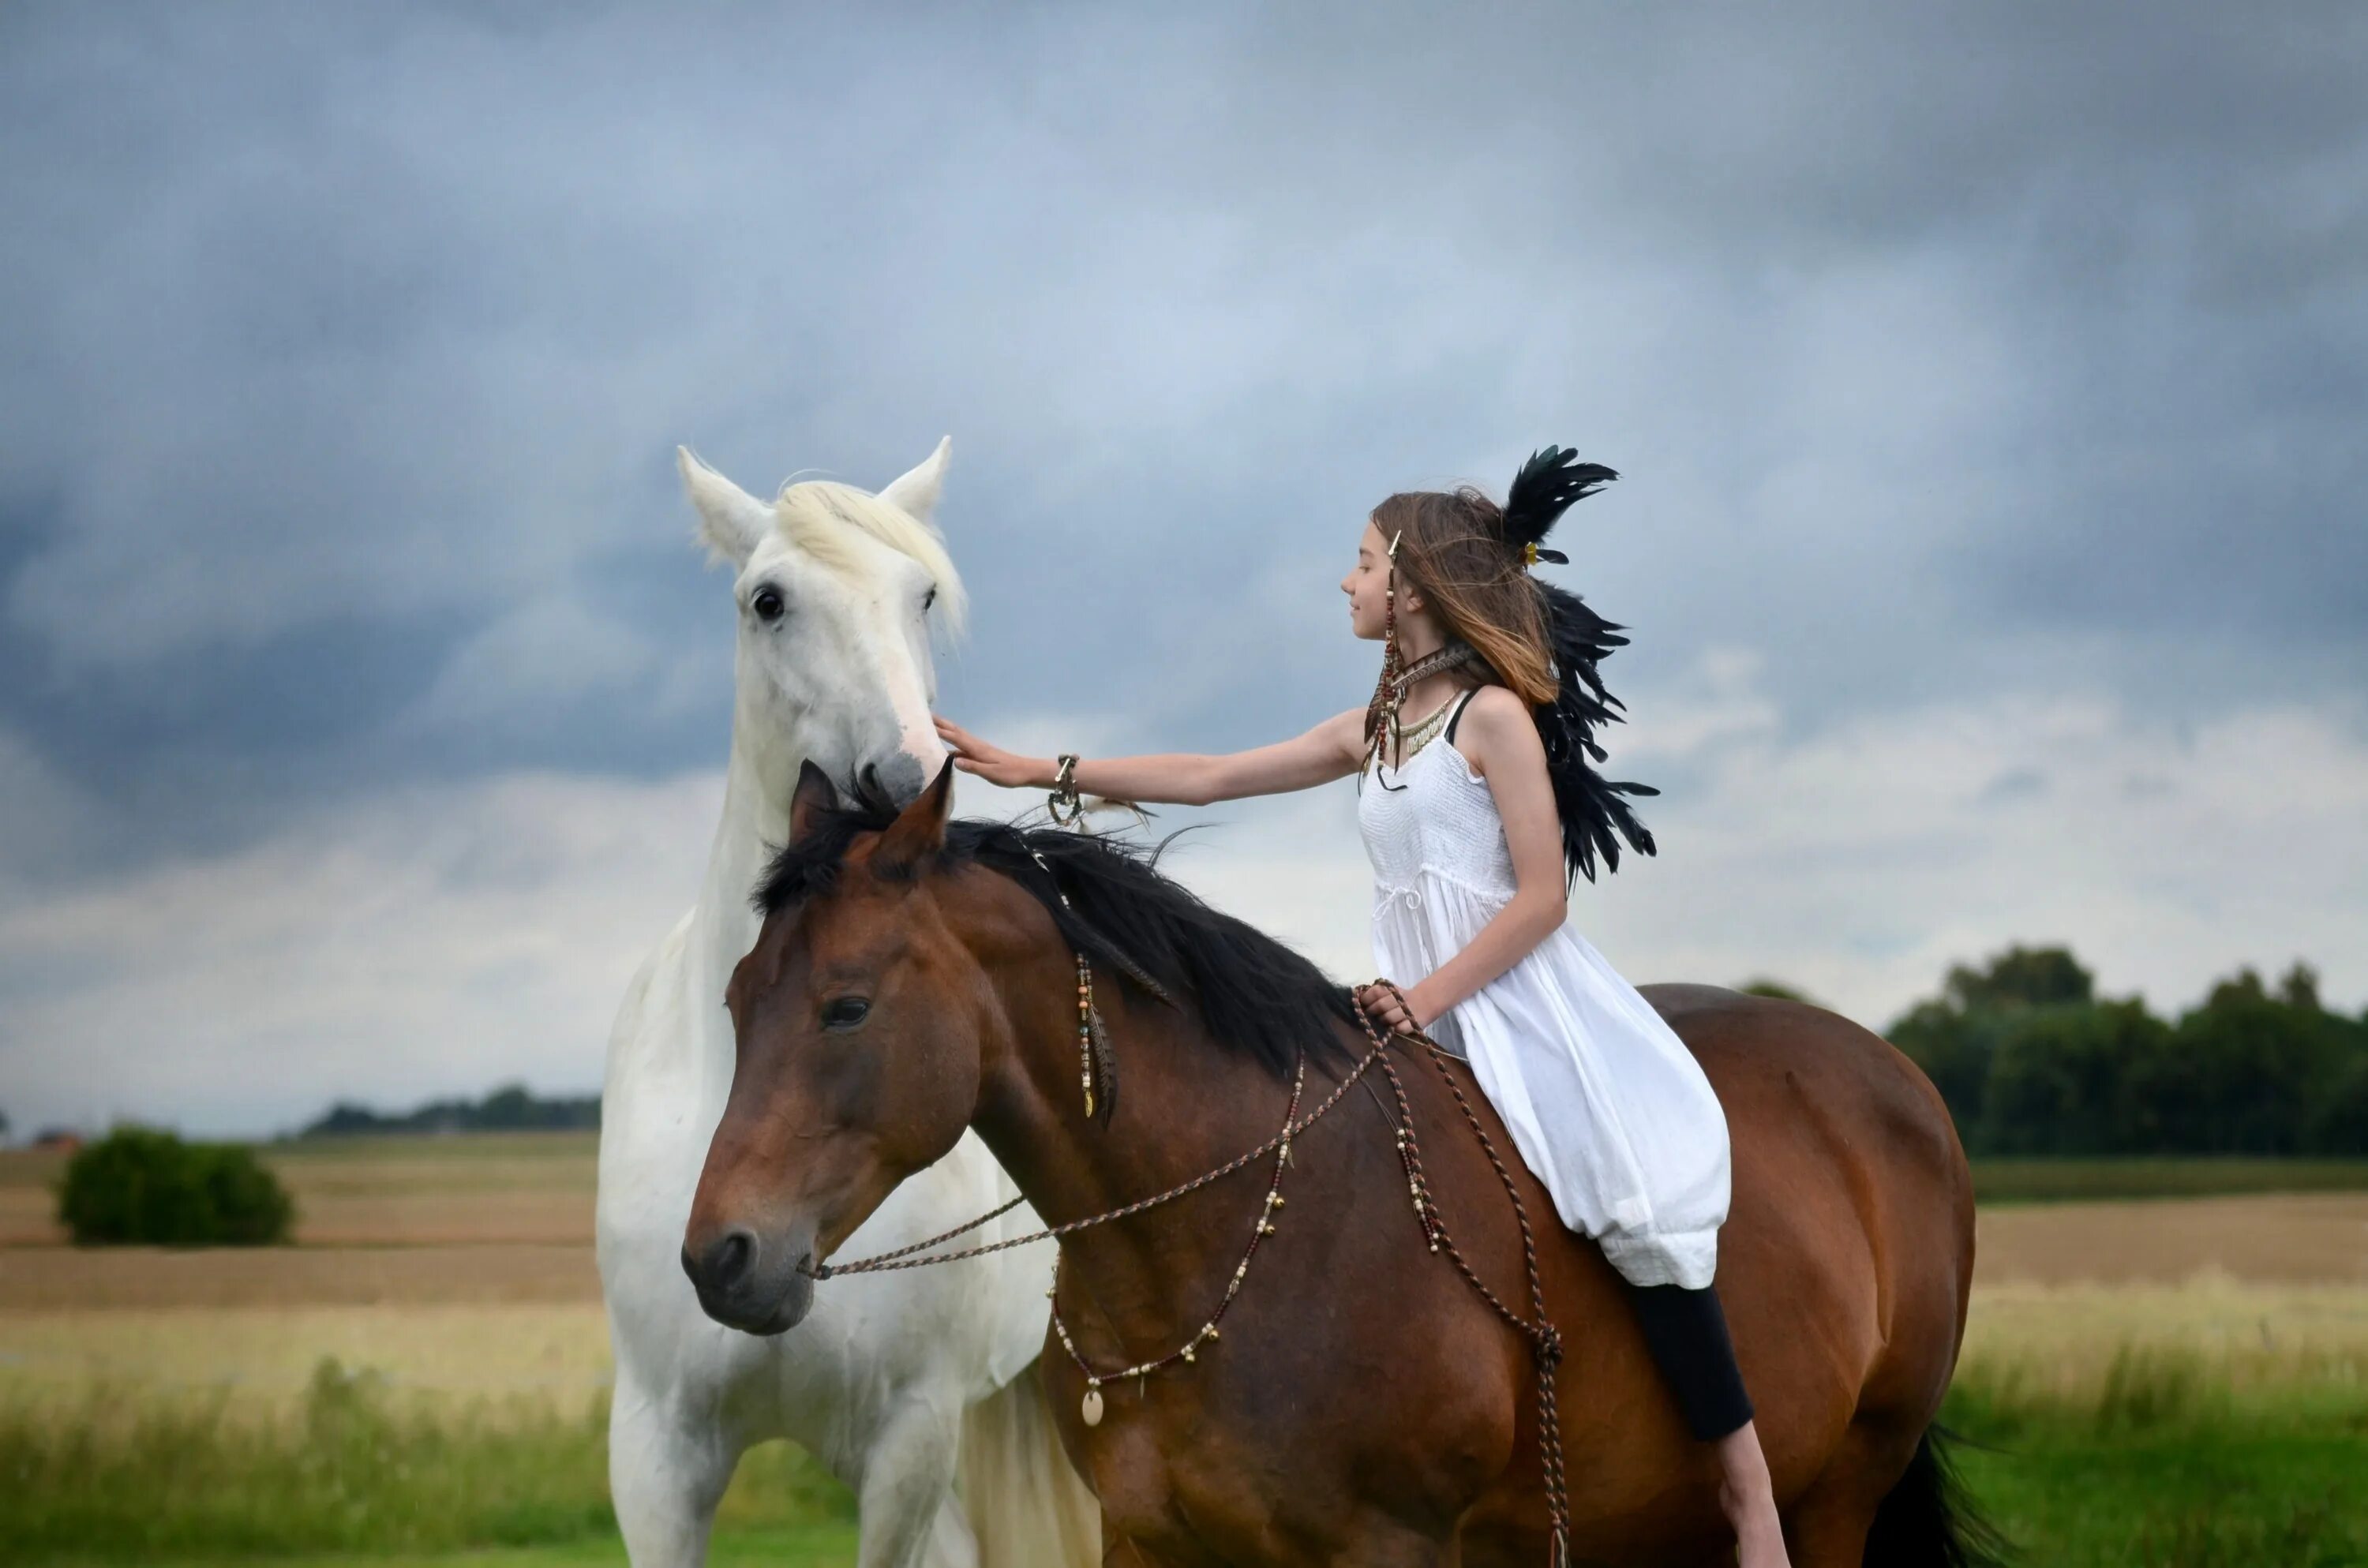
[1861,1425,2011,1568]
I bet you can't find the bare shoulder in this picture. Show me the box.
[1452,684,1542,777]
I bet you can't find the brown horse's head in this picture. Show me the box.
[682,753,1360,1335]
[682,755,980,1334]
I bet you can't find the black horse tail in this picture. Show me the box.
[1861,1424,2011,1567]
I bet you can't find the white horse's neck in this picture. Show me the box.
[683,701,801,1082]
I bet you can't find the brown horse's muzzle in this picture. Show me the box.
[680,1217,819,1336]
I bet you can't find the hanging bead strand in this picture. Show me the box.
[1051,1052,1306,1427]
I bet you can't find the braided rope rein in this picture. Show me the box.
[1361,979,1573,1568]
[805,1028,1394,1281]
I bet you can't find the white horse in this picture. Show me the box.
[595,439,1099,1568]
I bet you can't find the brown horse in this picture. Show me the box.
[684,758,1989,1567]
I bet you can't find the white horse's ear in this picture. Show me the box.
[875,436,951,530]
[677,446,773,567]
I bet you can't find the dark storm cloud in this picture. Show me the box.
[2,1,2363,876]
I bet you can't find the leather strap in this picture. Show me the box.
[1443,686,1480,745]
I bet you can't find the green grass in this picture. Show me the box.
[80,1525,863,1567]
[1954,1428,2367,1567]
[1969,1156,2368,1204]
[0,1358,852,1565]
[1943,1345,2368,1566]
[11,1313,2368,1566]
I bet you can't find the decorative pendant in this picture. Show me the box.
[1081,1383,1104,1428]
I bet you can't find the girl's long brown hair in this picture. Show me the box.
[1361,456,1662,887]
[1362,485,1557,739]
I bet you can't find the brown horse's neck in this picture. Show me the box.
[952,871,1351,1357]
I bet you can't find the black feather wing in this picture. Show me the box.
[1533,579,1658,886]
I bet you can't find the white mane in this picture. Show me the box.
[776,478,970,638]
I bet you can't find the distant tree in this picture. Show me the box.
[57,1127,295,1246]
[1978,998,2168,1154]
[1888,944,2101,1139]
[295,1083,600,1138]
[2276,960,2321,1014]
[2307,1053,2368,1154]
[1886,997,1995,1131]
[1942,943,2094,1012]
[2123,967,2347,1155]
[305,1102,387,1136]
[2310,989,2368,1154]
[0,1107,10,1144]
[478,1083,537,1129]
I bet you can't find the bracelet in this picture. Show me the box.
[1049,753,1084,825]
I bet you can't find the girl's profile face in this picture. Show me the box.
[1341,519,1393,642]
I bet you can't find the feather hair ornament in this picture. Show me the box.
[1500,445,1618,566]
[1499,447,1660,887]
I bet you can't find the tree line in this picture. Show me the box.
[1816,946,2366,1157]
[298,1082,600,1137]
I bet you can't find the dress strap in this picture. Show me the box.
[1442,685,1480,745]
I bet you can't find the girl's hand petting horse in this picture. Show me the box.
[933,715,1046,788]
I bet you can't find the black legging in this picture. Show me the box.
[1621,1279,1755,1441]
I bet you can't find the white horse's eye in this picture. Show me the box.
[751,586,785,622]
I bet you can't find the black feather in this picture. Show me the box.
[1501,447,1617,556]
[1533,578,1659,887]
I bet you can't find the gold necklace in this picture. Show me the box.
[1384,687,1461,768]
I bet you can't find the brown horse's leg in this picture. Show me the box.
[1780,1420,1916,1568]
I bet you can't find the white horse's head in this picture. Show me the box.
[677,437,966,810]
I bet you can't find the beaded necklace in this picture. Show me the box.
[1378,687,1462,771]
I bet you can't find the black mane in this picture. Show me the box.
[754,798,1359,1079]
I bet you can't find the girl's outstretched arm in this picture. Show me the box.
[1358,685,1568,1034]
[933,707,1369,806]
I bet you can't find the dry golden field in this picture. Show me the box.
[5,1133,2366,1412]
[6,1135,2366,1566]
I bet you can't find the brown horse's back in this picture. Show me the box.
[1654,985,1976,1558]
[1655,984,1975,1400]
[1440,985,1976,1566]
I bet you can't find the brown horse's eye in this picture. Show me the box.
[820,996,871,1031]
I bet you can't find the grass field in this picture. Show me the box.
[1971,1156,2368,1206]
[5,1135,2366,1565]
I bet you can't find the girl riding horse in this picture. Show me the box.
[936,449,1789,1566]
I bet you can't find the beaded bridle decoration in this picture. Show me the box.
[802,961,1576,1566]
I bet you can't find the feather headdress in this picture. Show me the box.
[1500,447,1659,887]
[1501,446,1617,566]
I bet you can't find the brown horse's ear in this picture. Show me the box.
[873,754,957,874]
[789,759,841,846]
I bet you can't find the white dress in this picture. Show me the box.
[1355,690,1732,1289]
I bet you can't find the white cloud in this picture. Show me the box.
[959,664,2368,1033]
[5,667,2360,1139]
[0,770,723,1138]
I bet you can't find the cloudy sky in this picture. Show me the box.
[3,3,2362,1136]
